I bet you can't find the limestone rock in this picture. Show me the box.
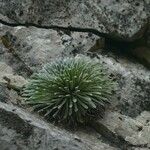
[0,62,27,88]
[0,62,27,105]
[0,102,116,150]
[96,53,150,117]
[0,0,149,41]
[0,12,150,149]
[0,22,149,118]
[95,111,150,149]
[0,24,99,75]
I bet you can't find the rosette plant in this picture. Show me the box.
[23,56,116,125]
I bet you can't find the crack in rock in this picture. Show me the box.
[0,19,141,42]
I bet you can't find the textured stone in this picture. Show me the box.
[95,53,150,117]
[0,62,27,88]
[0,22,150,117]
[0,62,26,104]
[0,6,150,150]
[0,23,99,75]
[95,111,150,149]
[0,102,116,150]
[0,0,149,41]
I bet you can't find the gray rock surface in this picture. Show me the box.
[0,62,26,104]
[0,5,150,149]
[0,23,99,76]
[95,111,150,149]
[0,101,116,150]
[0,0,149,41]
[96,53,150,117]
[0,62,27,88]
[1,23,149,117]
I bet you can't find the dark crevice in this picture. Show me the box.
[0,19,148,51]
[0,18,149,69]
[0,19,111,38]
[0,18,144,42]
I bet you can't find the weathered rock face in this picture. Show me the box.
[0,20,150,149]
[0,23,99,76]
[0,21,150,108]
[0,62,27,88]
[0,2,150,148]
[94,111,150,149]
[0,102,116,150]
[96,53,150,117]
[0,62,27,104]
[0,0,149,41]
[1,23,149,116]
